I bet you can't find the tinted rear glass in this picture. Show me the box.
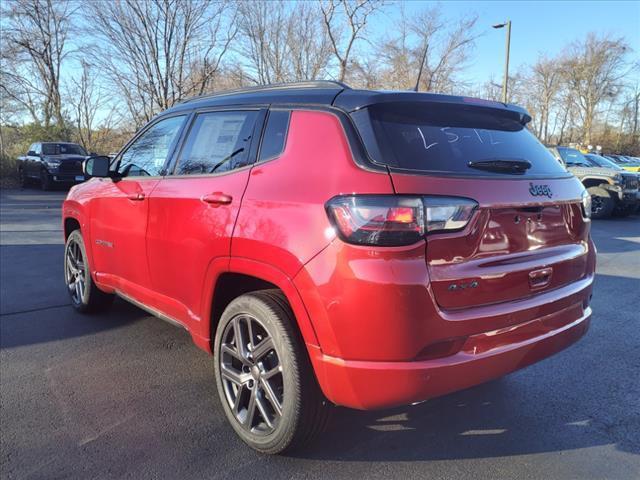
[42,143,87,155]
[351,102,568,177]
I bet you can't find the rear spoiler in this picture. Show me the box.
[333,90,532,125]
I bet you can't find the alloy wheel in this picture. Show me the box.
[220,314,284,435]
[591,195,603,216]
[65,238,86,305]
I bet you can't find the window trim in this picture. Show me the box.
[256,108,291,164]
[262,104,388,174]
[167,107,267,178]
[112,112,191,181]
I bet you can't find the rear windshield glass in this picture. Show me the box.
[351,102,568,177]
[42,143,87,156]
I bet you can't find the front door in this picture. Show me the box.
[89,114,187,294]
[146,109,263,326]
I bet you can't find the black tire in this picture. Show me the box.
[587,186,614,219]
[40,170,53,191]
[214,289,330,454]
[64,229,114,313]
[613,204,634,217]
[18,168,27,188]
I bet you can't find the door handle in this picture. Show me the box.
[202,192,232,205]
[126,192,145,201]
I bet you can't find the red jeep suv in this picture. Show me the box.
[62,81,595,453]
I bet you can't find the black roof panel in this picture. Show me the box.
[163,81,347,114]
[160,81,531,124]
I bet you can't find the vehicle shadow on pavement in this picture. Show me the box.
[0,299,143,349]
[0,241,145,350]
[0,186,148,348]
[299,380,636,462]
[288,270,640,462]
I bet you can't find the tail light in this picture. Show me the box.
[326,195,477,246]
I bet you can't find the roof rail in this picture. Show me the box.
[180,80,350,104]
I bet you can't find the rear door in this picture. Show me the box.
[351,101,591,310]
[146,108,264,323]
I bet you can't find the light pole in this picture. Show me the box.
[493,20,511,103]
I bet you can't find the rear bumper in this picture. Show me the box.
[309,301,591,410]
[297,231,596,410]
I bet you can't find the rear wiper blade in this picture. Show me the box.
[468,159,532,174]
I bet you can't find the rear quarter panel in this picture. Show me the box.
[232,109,394,278]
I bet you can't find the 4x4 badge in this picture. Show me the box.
[529,183,552,198]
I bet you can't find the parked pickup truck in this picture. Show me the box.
[585,153,640,214]
[548,146,639,218]
[17,142,89,190]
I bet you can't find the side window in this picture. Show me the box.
[175,110,258,175]
[118,115,186,177]
[27,144,36,155]
[34,143,42,155]
[259,110,290,162]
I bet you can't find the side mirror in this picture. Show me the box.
[83,155,110,179]
[27,151,38,156]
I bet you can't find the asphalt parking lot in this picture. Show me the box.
[1,188,639,479]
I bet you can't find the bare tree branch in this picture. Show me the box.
[562,33,631,144]
[321,0,380,82]
[237,0,331,85]
[1,0,75,128]
[85,0,234,126]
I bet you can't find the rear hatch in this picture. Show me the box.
[349,99,591,310]
[393,175,589,309]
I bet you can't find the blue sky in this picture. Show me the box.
[52,0,639,126]
[376,0,640,85]
[65,1,639,89]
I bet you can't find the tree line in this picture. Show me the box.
[1,0,638,177]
